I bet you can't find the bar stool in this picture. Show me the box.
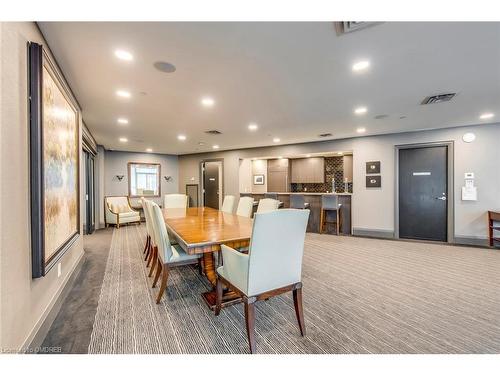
[290,194,310,209]
[320,195,341,235]
[264,192,278,200]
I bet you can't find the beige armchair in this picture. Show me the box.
[104,196,141,228]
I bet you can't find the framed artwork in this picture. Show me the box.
[366,161,381,174]
[253,174,265,185]
[366,175,381,188]
[128,162,161,197]
[29,42,80,278]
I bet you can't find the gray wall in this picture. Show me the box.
[178,123,500,242]
[0,22,84,351]
[100,150,179,225]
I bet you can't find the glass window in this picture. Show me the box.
[128,162,161,197]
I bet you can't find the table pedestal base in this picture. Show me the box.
[201,290,242,311]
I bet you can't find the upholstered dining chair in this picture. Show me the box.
[256,198,280,214]
[163,193,188,209]
[148,201,201,303]
[140,197,153,262]
[215,209,310,353]
[221,195,236,214]
[236,196,254,218]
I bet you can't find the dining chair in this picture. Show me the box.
[140,197,153,261]
[148,201,201,303]
[236,196,254,218]
[256,198,280,213]
[142,199,159,273]
[221,195,236,214]
[289,194,310,209]
[215,209,310,354]
[319,194,342,235]
[163,193,188,209]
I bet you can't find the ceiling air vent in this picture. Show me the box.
[374,114,389,120]
[318,133,333,138]
[204,130,222,135]
[334,22,381,35]
[421,93,456,105]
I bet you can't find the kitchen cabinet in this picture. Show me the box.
[267,158,290,192]
[291,157,325,183]
[343,155,353,182]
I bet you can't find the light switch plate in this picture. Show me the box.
[464,172,474,179]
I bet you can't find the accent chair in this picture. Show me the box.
[104,196,141,228]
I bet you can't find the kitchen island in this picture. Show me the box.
[242,192,352,235]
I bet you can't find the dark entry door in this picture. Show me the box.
[203,162,219,209]
[399,146,448,241]
[83,150,96,234]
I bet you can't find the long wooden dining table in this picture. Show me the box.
[162,206,253,310]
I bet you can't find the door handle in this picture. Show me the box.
[435,196,447,201]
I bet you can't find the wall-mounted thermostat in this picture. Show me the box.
[462,172,477,201]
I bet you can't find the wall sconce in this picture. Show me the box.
[116,175,125,181]
[164,176,173,182]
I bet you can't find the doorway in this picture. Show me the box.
[397,143,453,242]
[202,160,223,209]
[83,150,96,234]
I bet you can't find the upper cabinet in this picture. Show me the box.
[291,157,325,183]
[267,158,290,192]
[343,155,353,182]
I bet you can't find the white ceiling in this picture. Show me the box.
[38,22,500,155]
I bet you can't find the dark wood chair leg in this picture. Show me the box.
[319,209,324,234]
[244,300,256,354]
[214,277,223,316]
[198,257,204,276]
[156,264,170,304]
[293,287,306,336]
[152,259,162,288]
[148,247,157,277]
[144,242,151,261]
[143,235,150,254]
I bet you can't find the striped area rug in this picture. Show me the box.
[88,224,500,354]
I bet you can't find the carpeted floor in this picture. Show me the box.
[83,224,500,354]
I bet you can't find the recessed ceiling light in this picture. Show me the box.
[248,123,258,131]
[114,49,133,61]
[479,113,494,120]
[119,137,128,143]
[177,134,187,141]
[116,90,131,98]
[212,145,220,149]
[146,148,153,152]
[117,118,129,125]
[273,137,281,143]
[354,107,367,115]
[306,154,311,158]
[352,60,370,72]
[201,97,215,107]
[356,127,366,134]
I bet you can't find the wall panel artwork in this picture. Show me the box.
[29,42,80,278]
